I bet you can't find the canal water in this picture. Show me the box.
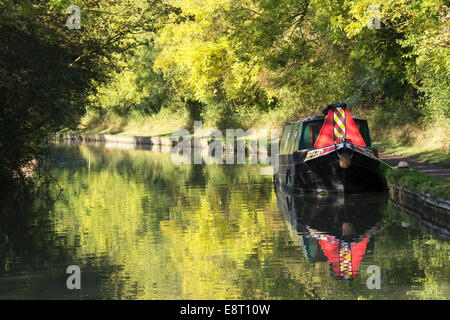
[0,143,448,299]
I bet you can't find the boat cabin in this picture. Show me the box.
[279,116,373,155]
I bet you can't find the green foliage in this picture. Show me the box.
[0,1,105,189]
[89,0,448,135]
[385,168,450,200]
[0,0,173,190]
[91,36,177,117]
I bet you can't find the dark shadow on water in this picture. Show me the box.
[0,188,119,299]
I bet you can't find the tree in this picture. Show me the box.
[0,0,173,192]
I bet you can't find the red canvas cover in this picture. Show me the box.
[313,110,334,148]
[313,108,366,148]
[344,109,366,147]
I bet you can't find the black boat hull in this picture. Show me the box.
[275,147,388,193]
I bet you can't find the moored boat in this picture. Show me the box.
[275,103,389,193]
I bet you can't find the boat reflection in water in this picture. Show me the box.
[274,180,389,280]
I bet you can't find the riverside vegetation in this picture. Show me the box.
[1,0,449,199]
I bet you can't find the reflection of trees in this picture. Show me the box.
[50,145,285,299]
[0,192,61,298]
[362,205,450,300]
[0,188,115,299]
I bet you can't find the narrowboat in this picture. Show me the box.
[275,103,389,193]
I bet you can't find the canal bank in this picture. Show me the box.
[60,133,175,147]
[389,186,450,236]
[58,132,278,155]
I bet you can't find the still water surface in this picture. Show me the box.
[0,144,448,299]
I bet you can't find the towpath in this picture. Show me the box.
[379,152,450,183]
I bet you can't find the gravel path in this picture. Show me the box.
[379,152,450,182]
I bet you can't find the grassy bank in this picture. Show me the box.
[63,105,300,141]
[371,123,450,168]
[385,168,449,200]
[68,108,190,138]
